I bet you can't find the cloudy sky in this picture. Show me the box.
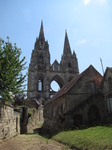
[0,0,112,89]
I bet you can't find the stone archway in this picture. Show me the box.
[88,105,101,125]
[50,75,64,98]
[50,75,64,88]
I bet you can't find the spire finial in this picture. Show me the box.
[39,20,45,42]
[41,20,43,24]
[63,30,71,54]
[41,20,43,29]
[65,29,67,34]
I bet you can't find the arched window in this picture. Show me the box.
[53,64,54,71]
[50,80,60,92]
[41,38,43,44]
[68,62,71,68]
[38,65,43,71]
[91,81,96,94]
[38,78,43,91]
[38,65,41,71]
[108,77,112,86]
[39,54,44,63]
[41,65,43,71]
[58,65,60,71]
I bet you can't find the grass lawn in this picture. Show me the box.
[52,126,112,150]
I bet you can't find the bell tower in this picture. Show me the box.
[27,21,50,101]
[60,30,79,82]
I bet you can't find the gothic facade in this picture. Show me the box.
[27,21,79,101]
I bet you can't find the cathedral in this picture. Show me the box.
[27,21,79,102]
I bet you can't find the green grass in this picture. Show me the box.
[52,126,112,150]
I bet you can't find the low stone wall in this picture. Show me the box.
[0,102,20,141]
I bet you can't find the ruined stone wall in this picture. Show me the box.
[43,95,66,132]
[0,102,20,141]
[27,106,44,132]
[43,93,106,132]
[43,66,104,132]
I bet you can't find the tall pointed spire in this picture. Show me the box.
[63,30,71,54]
[39,20,45,43]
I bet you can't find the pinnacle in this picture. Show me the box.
[39,20,45,43]
[63,30,71,55]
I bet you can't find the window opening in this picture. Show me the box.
[68,62,71,68]
[38,65,41,71]
[51,80,60,92]
[38,65,43,71]
[38,79,43,91]
[41,38,43,44]
[91,81,96,94]
[107,98,112,113]
[50,80,60,98]
[108,77,112,85]
[53,65,55,71]
[39,54,44,63]
[58,65,60,71]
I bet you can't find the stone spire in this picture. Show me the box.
[63,30,71,55]
[39,20,45,43]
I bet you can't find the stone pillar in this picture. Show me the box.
[20,107,28,134]
[38,105,44,122]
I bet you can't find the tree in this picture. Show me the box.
[0,37,27,102]
[14,93,27,106]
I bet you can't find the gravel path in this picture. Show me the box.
[0,134,71,150]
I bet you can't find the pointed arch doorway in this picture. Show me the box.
[50,75,64,98]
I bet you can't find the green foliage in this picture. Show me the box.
[52,126,112,150]
[28,111,32,118]
[0,37,27,102]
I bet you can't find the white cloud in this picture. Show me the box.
[83,0,90,5]
[83,0,107,5]
[77,39,88,45]
[94,0,107,5]
[97,0,107,5]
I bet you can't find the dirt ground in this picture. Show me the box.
[0,134,71,150]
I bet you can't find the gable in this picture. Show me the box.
[69,65,102,94]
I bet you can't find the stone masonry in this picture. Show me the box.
[0,101,20,141]
[27,21,79,102]
[43,65,106,132]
